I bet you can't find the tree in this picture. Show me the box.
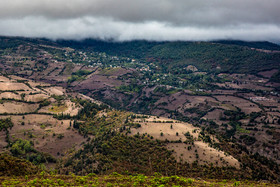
[0,118,14,145]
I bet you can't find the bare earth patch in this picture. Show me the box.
[0,82,30,91]
[25,94,49,102]
[0,76,10,82]
[203,109,226,125]
[130,116,240,168]
[44,87,65,96]
[258,69,278,78]
[214,95,261,114]
[0,92,21,100]
[0,114,86,157]
[167,142,240,168]
[132,117,200,140]
[0,102,38,114]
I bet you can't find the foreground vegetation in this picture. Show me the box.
[1,172,278,187]
[0,154,278,186]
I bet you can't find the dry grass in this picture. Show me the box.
[0,102,39,114]
[167,142,240,168]
[25,94,49,102]
[0,92,21,100]
[132,117,199,140]
[131,116,240,168]
[0,114,86,158]
[0,76,10,82]
[43,87,65,96]
[0,82,30,91]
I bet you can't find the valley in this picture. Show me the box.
[0,36,280,183]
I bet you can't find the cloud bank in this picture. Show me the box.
[0,0,279,41]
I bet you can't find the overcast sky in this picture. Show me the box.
[0,0,280,42]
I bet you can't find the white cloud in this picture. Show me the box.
[0,1,279,41]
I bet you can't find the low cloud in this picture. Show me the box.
[0,0,279,41]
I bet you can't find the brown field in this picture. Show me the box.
[0,92,21,100]
[183,96,217,109]
[203,109,226,125]
[258,69,278,78]
[0,82,31,91]
[0,76,10,82]
[216,82,272,91]
[0,76,81,116]
[209,89,237,95]
[256,99,280,111]
[77,93,104,105]
[155,93,217,112]
[78,74,124,89]
[28,81,51,88]
[25,94,49,102]
[0,102,39,114]
[214,95,261,114]
[131,116,240,168]
[8,75,29,81]
[0,114,86,157]
[167,142,240,168]
[43,87,65,96]
[267,111,280,117]
[97,67,132,77]
[265,82,280,87]
[132,117,200,140]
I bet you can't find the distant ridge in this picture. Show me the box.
[212,40,280,51]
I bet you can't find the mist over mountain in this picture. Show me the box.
[0,0,280,41]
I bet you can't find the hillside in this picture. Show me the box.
[57,39,280,75]
[0,36,280,183]
[0,75,88,164]
[0,75,278,181]
[0,75,242,179]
